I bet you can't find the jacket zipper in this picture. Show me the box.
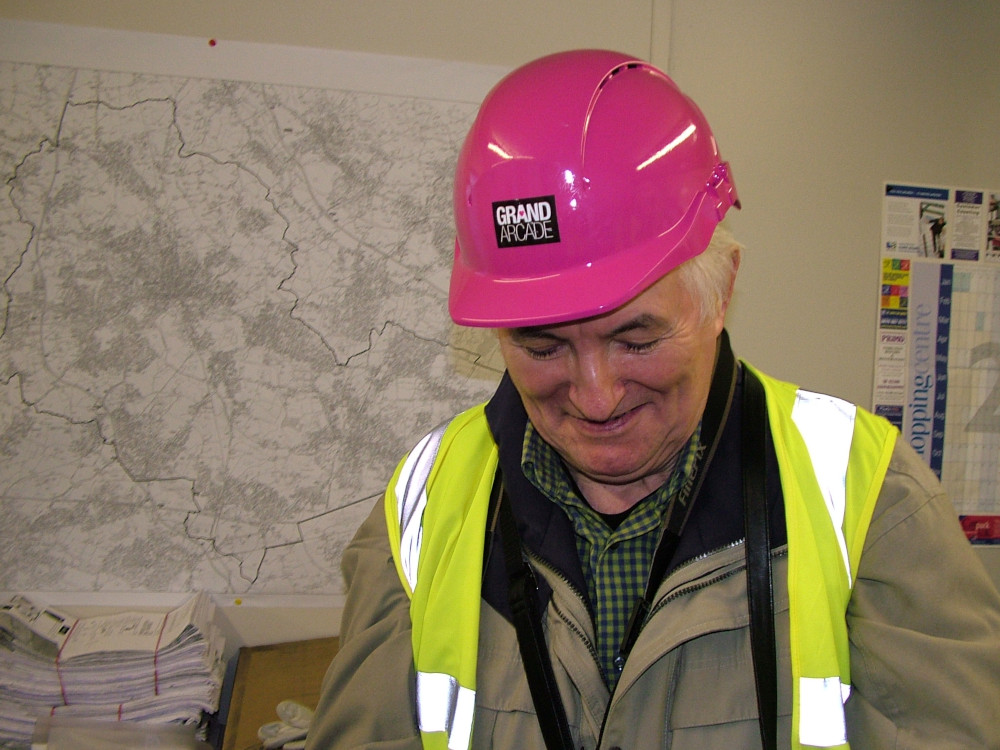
[524,549,603,669]
[525,540,758,670]
[646,539,746,619]
[521,540,789,748]
[605,542,788,746]
[647,541,788,622]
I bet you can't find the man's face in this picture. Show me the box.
[497,267,728,508]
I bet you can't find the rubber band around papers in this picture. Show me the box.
[152,611,169,696]
[54,618,80,706]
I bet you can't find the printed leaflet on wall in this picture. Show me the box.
[875,183,1000,542]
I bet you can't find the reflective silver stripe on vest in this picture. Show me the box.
[791,389,857,747]
[394,425,477,747]
[394,423,448,592]
[791,389,856,586]
[799,676,851,747]
[416,671,476,750]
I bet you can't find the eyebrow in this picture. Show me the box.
[509,313,665,341]
[608,313,662,336]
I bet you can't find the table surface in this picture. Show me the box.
[222,636,340,750]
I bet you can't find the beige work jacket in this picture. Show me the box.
[307,439,1000,749]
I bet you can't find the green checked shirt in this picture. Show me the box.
[521,422,702,692]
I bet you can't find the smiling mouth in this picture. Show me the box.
[577,404,642,432]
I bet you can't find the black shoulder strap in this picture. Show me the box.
[743,368,777,750]
[496,478,575,750]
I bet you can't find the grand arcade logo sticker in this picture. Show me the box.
[492,195,561,248]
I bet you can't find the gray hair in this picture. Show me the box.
[675,224,742,323]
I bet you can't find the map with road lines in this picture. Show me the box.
[0,58,504,595]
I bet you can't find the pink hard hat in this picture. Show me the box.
[449,49,739,327]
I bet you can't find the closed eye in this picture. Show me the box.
[620,339,659,354]
[508,328,566,360]
[524,343,562,360]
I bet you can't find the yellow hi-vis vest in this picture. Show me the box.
[385,366,897,750]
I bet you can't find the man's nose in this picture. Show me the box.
[568,353,623,421]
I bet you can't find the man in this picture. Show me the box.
[307,50,1000,749]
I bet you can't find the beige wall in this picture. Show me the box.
[672,1,1000,405]
[2,0,998,406]
[2,0,998,632]
[0,0,661,67]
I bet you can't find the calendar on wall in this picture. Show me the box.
[875,183,1000,542]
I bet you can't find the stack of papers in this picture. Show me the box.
[0,592,226,748]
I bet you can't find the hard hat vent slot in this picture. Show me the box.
[601,62,642,87]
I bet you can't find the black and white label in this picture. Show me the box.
[492,195,560,248]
